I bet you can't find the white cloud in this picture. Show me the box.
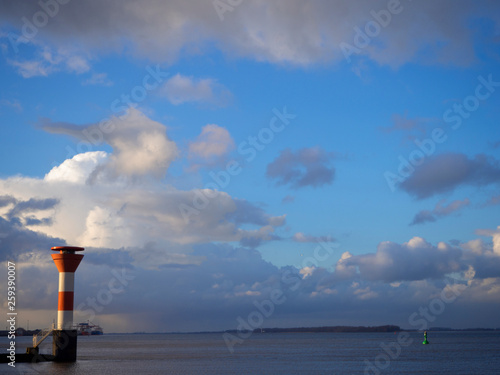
[8,45,90,77]
[45,151,108,184]
[161,74,232,106]
[82,72,113,86]
[105,112,177,179]
[189,124,235,159]
[64,53,90,74]
[10,59,53,78]
[300,266,316,278]
[187,124,235,170]
[334,251,357,280]
[476,226,500,256]
[77,206,128,248]
[0,99,23,112]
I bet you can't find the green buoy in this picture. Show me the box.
[422,331,429,345]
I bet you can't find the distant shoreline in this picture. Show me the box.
[2,325,500,337]
[101,325,500,335]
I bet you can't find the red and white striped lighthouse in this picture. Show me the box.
[51,246,84,330]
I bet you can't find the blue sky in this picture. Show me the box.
[0,1,500,335]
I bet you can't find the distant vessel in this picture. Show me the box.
[74,321,103,335]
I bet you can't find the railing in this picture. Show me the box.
[33,323,55,348]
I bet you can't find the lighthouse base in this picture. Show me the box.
[52,330,78,362]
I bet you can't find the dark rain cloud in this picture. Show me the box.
[24,217,53,226]
[8,197,59,219]
[465,253,500,279]
[0,216,65,261]
[0,195,17,207]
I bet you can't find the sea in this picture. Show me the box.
[2,331,500,374]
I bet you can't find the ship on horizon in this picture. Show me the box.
[73,321,103,336]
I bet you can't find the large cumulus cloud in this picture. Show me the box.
[0,108,286,259]
[41,108,178,180]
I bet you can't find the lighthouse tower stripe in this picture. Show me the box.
[58,311,74,330]
[59,272,75,291]
[58,291,75,311]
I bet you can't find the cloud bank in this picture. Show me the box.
[1,1,499,70]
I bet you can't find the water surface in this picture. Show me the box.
[2,331,499,374]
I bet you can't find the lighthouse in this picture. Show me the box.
[51,246,84,362]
